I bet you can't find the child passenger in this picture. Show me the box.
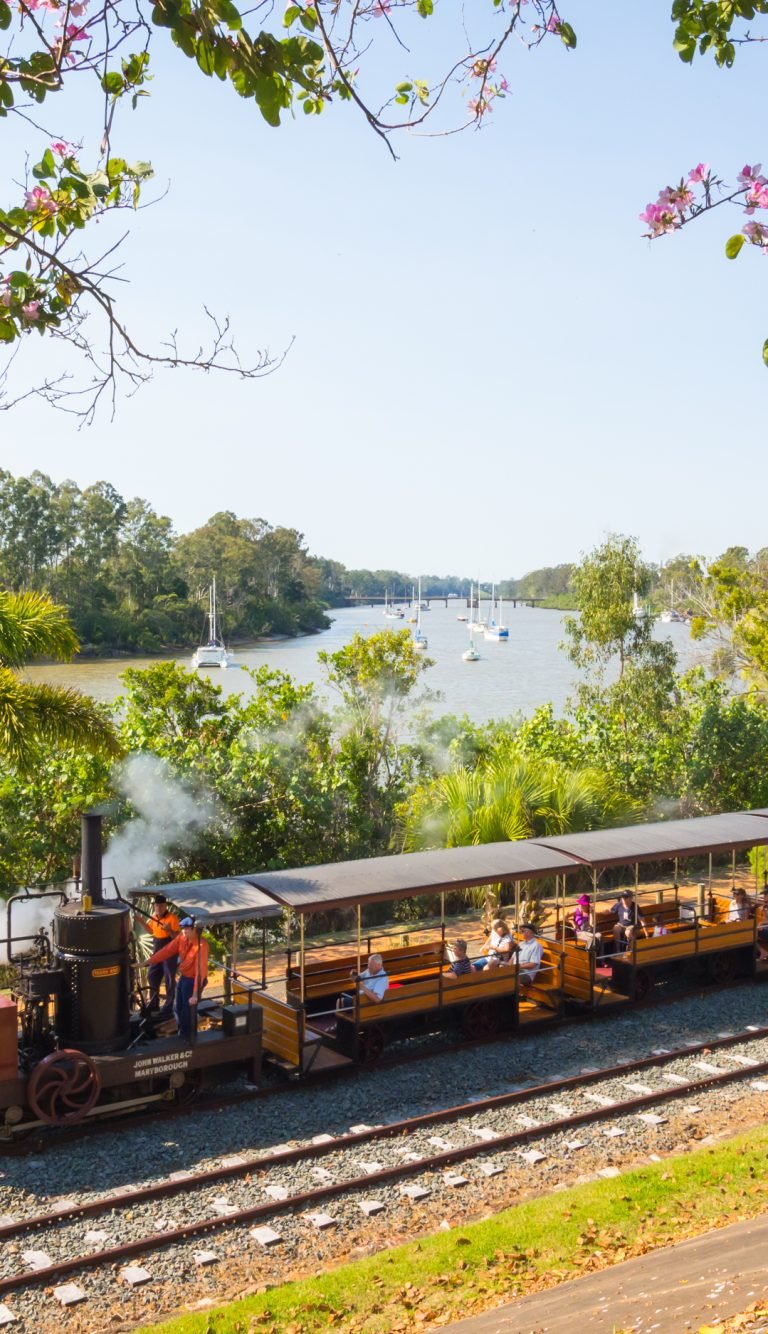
[652,915,668,937]
[446,939,472,976]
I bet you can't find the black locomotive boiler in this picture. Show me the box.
[0,812,277,1135]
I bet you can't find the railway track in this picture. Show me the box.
[8,971,765,1156]
[2,1023,768,1317]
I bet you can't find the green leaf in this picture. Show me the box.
[0,319,16,343]
[558,21,577,48]
[725,233,746,259]
[283,5,301,25]
[0,0,10,30]
[299,8,317,30]
[762,338,768,368]
[32,151,55,180]
[416,0,433,14]
[101,70,124,96]
[196,39,216,75]
[395,81,413,93]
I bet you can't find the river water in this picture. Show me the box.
[23,604,706,725]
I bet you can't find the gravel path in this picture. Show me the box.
[0,983,765,1331]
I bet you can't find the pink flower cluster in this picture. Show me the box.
[639,166,708,237]
[24,185,56,215]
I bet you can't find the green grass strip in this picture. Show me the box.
[138,1122,768,1333]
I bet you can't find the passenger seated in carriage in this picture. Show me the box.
[473,918,515,970]
[611,890,647,950]
[445,939,473,977]
[517,924,543,987]
[336,953,389,1010]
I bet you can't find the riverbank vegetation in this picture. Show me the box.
[2,530,768,899]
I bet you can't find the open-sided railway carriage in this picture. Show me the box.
[227,809,768,1074]
[0,808,767,1132]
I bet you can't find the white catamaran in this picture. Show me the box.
[192,577,235,669]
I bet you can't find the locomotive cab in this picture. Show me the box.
[0,811,276,1135]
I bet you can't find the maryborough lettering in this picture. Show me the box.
[132,1052,192,1075]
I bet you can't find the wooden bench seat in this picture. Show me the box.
[286,940,447,1003]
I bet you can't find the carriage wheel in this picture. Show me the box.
[27,1049,100,1126]
[634,969,652,1003]
[462,1000,500,1041]
[174,1069,205,1105]
[706,952,737,986]
[359,1025,386,1067]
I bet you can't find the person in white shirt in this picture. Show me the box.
[474,918,515,970]
[652,915,669,937]
[516,924,543,987]
[336,954,389,1010]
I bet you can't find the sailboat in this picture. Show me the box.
[407,584,418,624]
[192,577,235,669]
[469,581,486,633]
[383,589,404,620]
[463,583,480,660]
[659,578,684,623]
[485,583,509,641]
[413,577,428,651]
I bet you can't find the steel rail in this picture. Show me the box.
[3,1022,768,1237]
[6,973,766,1155]
[1,1037,768,1294]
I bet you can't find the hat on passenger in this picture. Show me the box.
[179,916,195,928]
[577,895,590,906]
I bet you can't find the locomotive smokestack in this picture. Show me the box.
[81,811,104,905]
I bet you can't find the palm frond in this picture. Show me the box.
[0,670,121,772]
[0,590,79,669]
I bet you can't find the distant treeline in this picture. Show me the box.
[0,471,331,653]
[3,470,716,655]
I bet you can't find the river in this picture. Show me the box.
[23,604,707,725]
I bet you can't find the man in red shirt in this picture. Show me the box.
[148,917,209,1040]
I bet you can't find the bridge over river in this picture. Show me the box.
[344,594,547,609]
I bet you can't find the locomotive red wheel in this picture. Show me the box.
[27,1049,101,1126]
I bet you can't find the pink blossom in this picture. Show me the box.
[737,163,762,187]
[0,290,11,308]
[24,185,56,214]
[51,140,70,156]
[546,12,560,32]
[65,23,91,39]
[21,301,41,321]
[23,0,59,11]
[657,183,694,216]
[744,180,768,213]
[743,221,768,251]
[688,162,709,184]
[639,201,679,237]
[69,1,88,12]
[371,0,391,15]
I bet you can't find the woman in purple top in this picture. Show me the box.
[572,894,591,933]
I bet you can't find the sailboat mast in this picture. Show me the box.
[210,577,217,643]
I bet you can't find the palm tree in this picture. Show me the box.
[0,589,121,771]
[402,754,641,924]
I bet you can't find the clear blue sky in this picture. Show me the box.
[3,0,764,576]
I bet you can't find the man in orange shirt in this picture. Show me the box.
[145,894,181,1019]
[148,917,209,1040]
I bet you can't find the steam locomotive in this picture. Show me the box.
[0,812,266,1135]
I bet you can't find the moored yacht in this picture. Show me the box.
[192,578,235,669]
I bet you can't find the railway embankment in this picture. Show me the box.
[2,983,768,1332]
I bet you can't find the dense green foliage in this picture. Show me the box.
[0,470,331,651]
[3,526,768,900]
[0,587,119,775]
